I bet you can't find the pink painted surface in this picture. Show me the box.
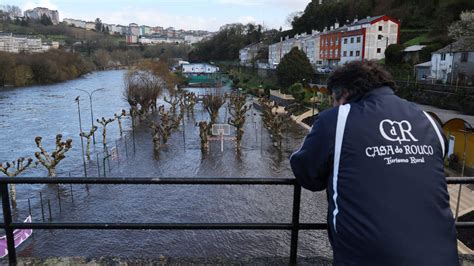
[0,216,33,258]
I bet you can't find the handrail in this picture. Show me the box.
[0,176,472,265]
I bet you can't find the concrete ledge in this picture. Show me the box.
[4,256,333,266]
[4,255,474,266]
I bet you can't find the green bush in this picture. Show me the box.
[385,44,405,65]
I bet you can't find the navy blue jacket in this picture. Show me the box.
[290,87,459,265]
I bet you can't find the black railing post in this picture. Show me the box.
[1,183,17,264]
[290,184,302,265]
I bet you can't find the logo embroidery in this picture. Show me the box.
[379,120,419,144]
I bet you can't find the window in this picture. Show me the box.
[357,37,361,43]
[350,51,354,57]
[356,50,360,57]
[344,38,348,44]
[335,37,339,43]
[351,37,354,43]
[343,51,347,57]
[461,52,468,62]
[378,35,383,40]
[441,53,446,61]
[377,48,381,54]
[379,26,383,31]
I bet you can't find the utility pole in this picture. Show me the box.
[75,96,88,177]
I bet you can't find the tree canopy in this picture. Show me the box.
[290,0,474,36]
[276,47,314,88]
[188,23,263,62]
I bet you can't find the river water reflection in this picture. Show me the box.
[0,71,332,259]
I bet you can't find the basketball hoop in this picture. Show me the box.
[212,124,231,136]
[209,124,235,152]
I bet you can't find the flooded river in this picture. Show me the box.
[0,70,332,259]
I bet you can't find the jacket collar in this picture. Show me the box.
[349,86,395,103]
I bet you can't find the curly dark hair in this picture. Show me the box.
[327,60,396,101]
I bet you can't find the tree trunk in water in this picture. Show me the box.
[9,184,16,208]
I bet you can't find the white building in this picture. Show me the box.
[343,15,399,61]
[340,30,364,64]
[24,7,59,25]
[239,42,267,67]
[129,23,140,36]
[63,18,86,28]
[269,36,298,68]
[0,33,43,53]
[139,36,185,44]
[184,35,204,45]
[300,30,323,66]
[182,63,219,74]
[431,37,474,85]
[85,21,96,31]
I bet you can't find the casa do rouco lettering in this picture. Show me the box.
[363,119,434,165]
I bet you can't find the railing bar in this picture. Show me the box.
[0,177,469,185]
[0,178,297,185]
[290,185,302,265]
[2,222,473,230]
[1,183,17,264]
[9,223,295,230]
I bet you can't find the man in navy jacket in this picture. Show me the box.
[290,61,459,265]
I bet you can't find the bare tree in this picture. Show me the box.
[228,93,250,151]
[0,157,33,207]
[35,135,73,177]
[124,69,166,121]
[80,126,98,160]
[203,94,226,130]
[97,117,115,146]
[183,92,197,118]
[198,121,210,153]
[258,97,289,150]
[114,110,127,137]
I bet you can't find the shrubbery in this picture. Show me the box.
[0,50,94,87]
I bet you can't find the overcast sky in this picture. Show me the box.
[5,0,310,31]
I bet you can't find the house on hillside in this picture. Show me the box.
[239,42,267,67]
[431,37,474,85]
[403,45,426,64]
[182,63,219,74]
[414,61,431,81]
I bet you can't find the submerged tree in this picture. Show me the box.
[183,92,197,118]
[157,106,174,144]
[149,122,162,156]
[35,135,73,177]
[203,94,226,130]
[228,93,250,151]
[198,121,210,153]
[114,110,127,137]
[124,69,165,121]
[164,94,182,118]
[79,126,98,160]
[97,117,115,146]
[0,157,33,207]
[258,97,289,150]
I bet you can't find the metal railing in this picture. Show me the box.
[1,177,473,265]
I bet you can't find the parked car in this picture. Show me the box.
[317,66,332,73]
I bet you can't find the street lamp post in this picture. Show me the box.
[76,88,105,145]
[75,96,88,178]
